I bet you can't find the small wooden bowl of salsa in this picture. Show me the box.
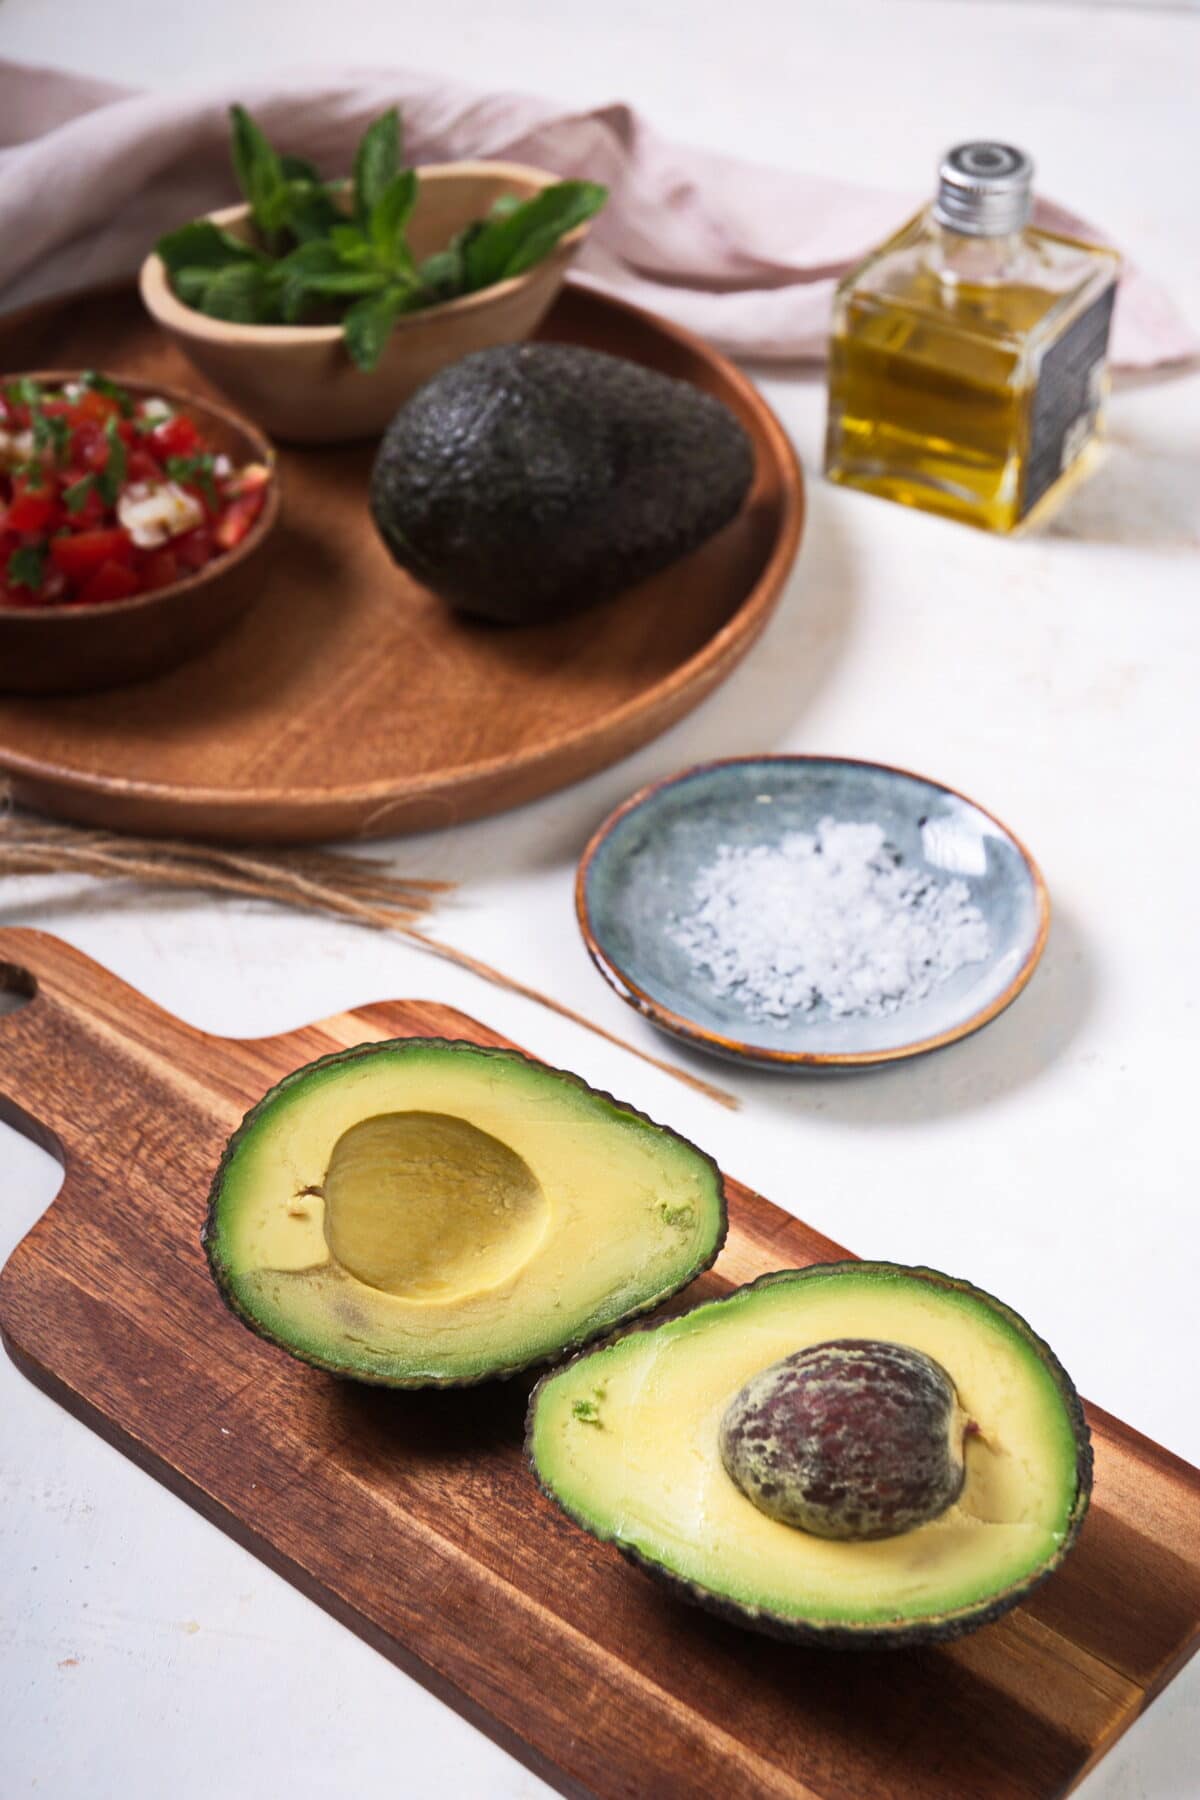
[0,371,278,694]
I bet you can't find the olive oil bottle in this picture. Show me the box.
[824,143,1120,532]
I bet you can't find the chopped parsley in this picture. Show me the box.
[80,370,135,417]
[4,377,41,408]
[30,407,70,462]
[7,544,45,591]
[165,452,219,507]
[95,416,127,506]
[62,474,95,515]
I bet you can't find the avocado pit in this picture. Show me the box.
[719,1338,971,1540]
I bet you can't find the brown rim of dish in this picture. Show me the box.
[0,370,279,619]
[575,753,1052,1070]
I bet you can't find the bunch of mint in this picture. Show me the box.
[156,107,607,371]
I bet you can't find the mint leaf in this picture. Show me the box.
[342,284,411,371]
[7,544,45,591]
[297,270,390,296]
[275,240,384,321]
[96,416,127,505]
[275,239,343,321]
[280,153,322,183]
[353,109,401,223]
[463,181,606,289]
[63,474,95,515]
[368,169,419,277]
[328,222,375,266]
[283,181,343,244]
[157,220,261,277]
[230,104,289,241]
[416,245,467,304]
[197,260,282,324]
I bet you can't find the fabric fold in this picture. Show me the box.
[0,58,1194,368]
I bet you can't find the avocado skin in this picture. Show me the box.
[368,344,756,624]
[202,1036,728,1388]
[526,1261,1093,1648]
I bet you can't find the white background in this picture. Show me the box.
[1,1,1198,1795]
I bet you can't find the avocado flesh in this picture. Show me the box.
[528,1263,1091,1643]
[204,1039,726,1386]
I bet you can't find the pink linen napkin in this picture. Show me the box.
[0,59,1194,370]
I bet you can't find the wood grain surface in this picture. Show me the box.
[1,928,1196,1800]
[0,284,803,844]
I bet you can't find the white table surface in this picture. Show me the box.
[1,2,1198,1795]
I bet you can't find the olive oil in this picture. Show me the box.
[825,144,1120,533]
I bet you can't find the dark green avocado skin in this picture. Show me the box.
[526,1262,1094,1648]
[202,1036,728,1388]
[368,343,756,624]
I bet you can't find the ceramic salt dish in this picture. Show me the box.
[576,755,1048,1070]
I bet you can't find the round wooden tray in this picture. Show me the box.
[0,283,804,843]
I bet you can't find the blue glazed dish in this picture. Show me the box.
[575,756,1049,1069]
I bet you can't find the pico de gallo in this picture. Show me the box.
[0,372,271,609]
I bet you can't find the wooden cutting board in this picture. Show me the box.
[0,283,802,844]
[1,928,1197,1800]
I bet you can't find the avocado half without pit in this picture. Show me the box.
[202,1039,726,1386]
[527,1262,1092,1647]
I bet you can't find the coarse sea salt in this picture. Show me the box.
[669,817,990,1024]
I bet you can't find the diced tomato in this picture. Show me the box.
[72,389,120,427]
[76,559,140,606]
[214,489,265,550]
[0,582,34,609]
[2,375,271,612]
[59,476,106,530]
[138,547,179,591]
[149,414,200,459]
[173,525,215,572]
[126,447,161,484]
[225,462,272,498]
[5,478,58,534]
[50,527,134,581]
[70,423,110,472]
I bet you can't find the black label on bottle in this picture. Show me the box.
[1020,283,1116,519]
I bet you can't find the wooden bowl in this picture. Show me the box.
[0,373,279,696]
[139,162,593,444]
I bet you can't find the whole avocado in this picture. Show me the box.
[368,343,755,624]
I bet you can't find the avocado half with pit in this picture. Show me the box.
[527,1262,1092,1647]
[202,1039,726,1386]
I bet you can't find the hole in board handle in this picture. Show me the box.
[0,964,36,1017]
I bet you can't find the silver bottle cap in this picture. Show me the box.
[933,142,1033,237]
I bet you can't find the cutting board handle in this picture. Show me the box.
[0,927,177,1163]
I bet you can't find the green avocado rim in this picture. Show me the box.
[202,1036,728,1388]
[526,1260,1093,1649]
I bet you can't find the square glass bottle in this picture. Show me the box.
[824,143,1120,532]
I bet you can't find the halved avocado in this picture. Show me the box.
[203,1038,726,1386]
[527,1262,1092,1647]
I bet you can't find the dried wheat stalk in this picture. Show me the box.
[0,795,738,1109]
